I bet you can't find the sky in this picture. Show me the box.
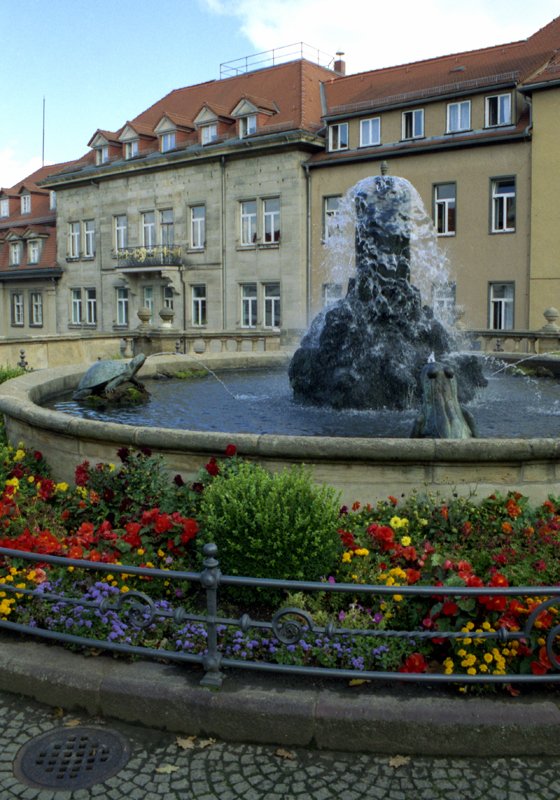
[1,0,559,188]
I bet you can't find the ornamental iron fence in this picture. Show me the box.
[116,245,183,268]
[0,543,559,688]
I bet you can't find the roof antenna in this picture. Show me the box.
[42,96,46,166]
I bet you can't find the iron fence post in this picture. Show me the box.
[199,543,224,688]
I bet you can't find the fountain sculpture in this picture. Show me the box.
[289,175,486,411]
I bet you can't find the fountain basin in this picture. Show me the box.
[1,352,560,505]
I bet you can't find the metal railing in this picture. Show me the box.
[0,543,559,688]
[116,245,183,268]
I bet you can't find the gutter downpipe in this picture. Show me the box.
[304,163,312,327]
[524,96,533,330]
[221,156,227,330]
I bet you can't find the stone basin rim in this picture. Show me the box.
[1,353,559,464]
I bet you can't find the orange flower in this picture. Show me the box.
[501,522,513,534]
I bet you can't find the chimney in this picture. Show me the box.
[334,51,346,76]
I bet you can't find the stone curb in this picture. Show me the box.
[1,636,560,757]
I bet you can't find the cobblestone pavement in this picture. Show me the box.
[2,691,560,800]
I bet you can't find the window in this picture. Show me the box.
[201,124,218,144]
[30,292,43,326]
[432,282,456,326]
[160,209,174,245]
[161,132,176,152]
[264,283,281,328]
[489,283,514,330]
[240,115,257,138]
[360,117,381,147]
[486,94,512,127]
[9,242,21,266]
[71,288,82,324]
[491,178,515,233]
[84,220,95,257]
[190,205,205,249]
[11,292,24,326]
[241,283,257,327]
[434,183,456,236]
[28,239,41,264]
[114,215,128,249]
[323,283,343,306]
[85,288,97,325]
[447,101,471,133]
[192,284,207,326]
[163,285,174,310]
[125,140,139,159]
[142,211,156,247]
[0,198,8,217]
[240,200,257,245]
[96,145,109,165]
[21,194,31,214]
[328,123,348,151]
[49,191,56,210]
[402,109,424,139]
[263,198,280,243]
[323,196,341,241]
[68,222,80,258]
[143,286,154,321]
[116,287,129,326]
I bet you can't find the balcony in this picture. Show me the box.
[116,245,183,268]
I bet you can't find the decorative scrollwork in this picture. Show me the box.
[546,624,560,671]
[101,590,157,630]
[271,607,314,644]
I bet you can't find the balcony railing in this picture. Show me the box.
[117,245,183,268]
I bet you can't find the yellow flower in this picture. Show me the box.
[5,477,19,489]
[483,652,493,663]
[109,463,116,472]
[55,482,69,493]
[467,667,477,675]
[354,548,369,557]
[137,548,145,556]
[27,475,35,484]
[400,536,412,547]
[390,515,409,530]
[13,449,25,463]
[157,549,165,558]
[121,586,130,593]
[341,552,352,563]
[393,594,403,602]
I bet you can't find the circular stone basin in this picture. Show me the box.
[1,352,560,505]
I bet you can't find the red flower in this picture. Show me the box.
[75,461,90,486]
[505,498,522,518]
[441,600,459,616]
[399,653,428,673]
[367,524,395,551]
[338,529,357,550]
[440,506,449,521]
[154,514,173,534]
[225,444,237,457]
[205,457,220,477]
[123,522,142,548]
[388,496,398,506]
[531,646,552,675]
[180,518,199,544]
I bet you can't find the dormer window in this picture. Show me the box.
[161,132,176,152]
[125,140,139,159]
[96,145,110,165]
[240,114,257,138]
[21,194,31,214]
[486,94,512,127]
[9,241,22,266]
[28,239,41,264]
[201,124,218,145]
[0,198,8,217]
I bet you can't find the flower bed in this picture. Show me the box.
[1,439,560,688]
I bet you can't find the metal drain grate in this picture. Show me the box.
[14,726,130,790]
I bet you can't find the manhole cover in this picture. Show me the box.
[14,726,130,790]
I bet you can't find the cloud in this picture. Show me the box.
[0,148,45,189]
[202,0,559,73]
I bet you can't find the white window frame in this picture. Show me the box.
[263,198,280,244]
[85,288,97,325]
[30,292,43,326]
[71,288,82,325]
[264,283,281,329]
[241,283,257,328]
[160,132,176,152]
[125,140,139,159]
[49,191,56,210]
[322,283,343,307]
[96,145,109,165]
[163,285,174,310]
[360,117,381,147]
[116,287,129,326]
[434,183,456,236]
[190,205,205,249]
[240,200,257,246]
[84,219,95,258]
[142,211,156,247]
[143,286,154,321]
[201,124,218,144]
[486,93,512,127]
[447,100,471,133]
[323,196,341,242]
[192,284,207,326]
[402,108,424,139]
[491,178,516,233]
[68,222,80,258]
[328,123,349,151]
[11,292,24,326]
[9,241,22,266]
[160,209,174,245]
[0,198,8,217]
[114,215,128,249]
[28,239,41,264]
[20,194,31,214]
[489,282,514,330]
[240,115,257,138]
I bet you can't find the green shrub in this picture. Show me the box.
[0,365,26,385]
[197,461,342,604]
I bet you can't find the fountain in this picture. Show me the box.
[289,175,486,411]
[1,175,560,504]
